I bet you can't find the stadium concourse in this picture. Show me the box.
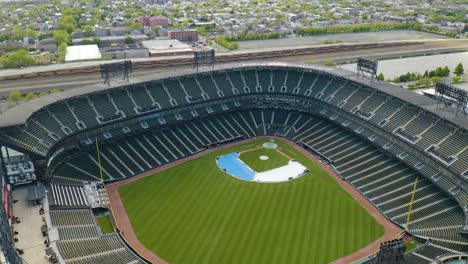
[0,62,467,263]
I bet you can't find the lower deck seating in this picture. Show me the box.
[51,108,468,263]
[50,209,143,264]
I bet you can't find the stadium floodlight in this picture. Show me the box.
[435,82,468,117]
[375,238,405,264]
[356,58,378,80]
[100,60,133,86]
[193,49,215,71]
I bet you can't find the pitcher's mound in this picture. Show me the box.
[259,155,269,160]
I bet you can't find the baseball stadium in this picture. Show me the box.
[0,62,467,264]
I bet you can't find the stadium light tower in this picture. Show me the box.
[356,58,378,80]
[375,239,405,264]
[193,49,215,71]
[100,60,133,86]
[435,82,468,117]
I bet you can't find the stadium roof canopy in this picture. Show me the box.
[65,45,102,62]
[0,62,467,130]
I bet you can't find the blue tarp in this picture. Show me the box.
[216,153,255,181]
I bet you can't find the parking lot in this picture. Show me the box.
[238,30,452,50]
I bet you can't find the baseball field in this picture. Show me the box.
[118,138,384,264]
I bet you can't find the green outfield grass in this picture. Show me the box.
[119,139,384,264]
[239,148,289,172]
[96,215,114,234]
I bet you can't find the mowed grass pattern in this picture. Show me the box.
[119,139,383,264]
[239,148,289,172]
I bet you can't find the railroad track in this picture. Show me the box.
[0,41,424,81]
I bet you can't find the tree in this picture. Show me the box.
[57,15,77,33]
[442,66,450,77]
[214,35,239,50]
[454,63,464,75]
[124,36,134,44]
[0,33,9,42]
[361,13,368,20]
[53,30,69,45]
[452,76,461,83]
[399,74,408,82]
[83,25,94,35]
[38,32,53,40]
[8,90,23,102]
[12,27,26,41]
[57,42,68,62]
[377,73,385,81]
[415,78,432,87]
[39,92,48,97]
[24,93,38,101]
[65,24,74,35]
[58,42,68,54]
[231,42,239,49]
[435,67,443,77]
[35,52,56,65]
[128,21,143,33]
[431,76,442,84]
[26,29,37,39]
[0,49,35,68]
[275,13,285,23]
[93,38,102,46]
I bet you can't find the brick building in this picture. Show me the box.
[169,30,199,42]
[150,16,169,28]
[135,16,170,28]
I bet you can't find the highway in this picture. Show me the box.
[0,39,467,98]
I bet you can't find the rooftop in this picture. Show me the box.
[72,35,149,42]
[65,45,102,62]
[142,39,191,50]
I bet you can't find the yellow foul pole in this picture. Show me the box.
[405,177,419,230]
[95,137,104,184]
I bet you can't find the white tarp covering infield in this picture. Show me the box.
[253,160,307,183]
[216,152,309,183]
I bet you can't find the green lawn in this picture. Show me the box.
[239,148,289,172]
[405,239,423,252]
[96,215,114,235]
[119,139,383,264]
